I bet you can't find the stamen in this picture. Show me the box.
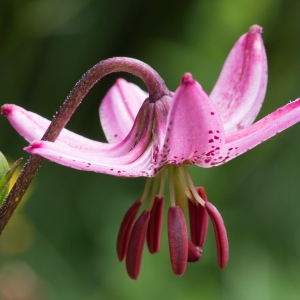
[146,175,159,211]
[205,202,229,269]
[126,211,151,279]
[168,166,176,207]
[182,165,205,207]
[178,167,193,199]
[158,169,166,197]
[147,195,164,253]
[168,206,188,275]
[173,167,185,212]
[141,177,152,204]
[116,199,142,261]
[187,240,201,262]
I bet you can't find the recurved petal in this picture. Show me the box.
[197,98,300,167]
[100,79,148,143]
[3,99,154,161]
[210,25,267,133]
[1,104,115,150]
[156,73,225,167]
[25,139,155,177]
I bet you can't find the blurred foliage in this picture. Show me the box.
[1,0,300,299]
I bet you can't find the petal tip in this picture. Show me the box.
[24,141,43,153]
[181,73,194,85]
[249,25,263,35]
[1,104,13,117]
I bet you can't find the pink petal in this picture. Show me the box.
[155,73,225,167]
[196,98,300,167]
[100,79,147,143]
[1,104,115,150]
[23,99,156,177]
[3,100,154,158]
[25,139,155,177]
[210,25,267,132]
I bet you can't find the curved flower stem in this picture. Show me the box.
[0,57,170,234]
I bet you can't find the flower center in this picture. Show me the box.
[116,165,228,280]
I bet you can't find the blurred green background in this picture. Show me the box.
[1,0,300,299]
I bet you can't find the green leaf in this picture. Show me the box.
[0,157,22,206]
[0,152,9,178]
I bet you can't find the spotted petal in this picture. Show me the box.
[22,99,157,176]
[197,98,300,167]
[156,73,225,167]
[100,79,147,143]
[210,25,267,133]
[25,139,155,177]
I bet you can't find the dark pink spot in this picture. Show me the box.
[228,148,233,151]
[214,136,219,140]
[209,139,214,143]
[208,130,213,134]
[211,112,215,115]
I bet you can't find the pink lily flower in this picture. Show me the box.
[2,25,300,279]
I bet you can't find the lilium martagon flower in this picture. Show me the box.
[2,25,300,280]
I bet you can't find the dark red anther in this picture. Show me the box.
[126,210,150,280]
[205,201,229,269]
[187,239,201,262]
[147,195,164,254]
[187,187,209,247]
[116,199,142,262]
[168,206,188,276]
